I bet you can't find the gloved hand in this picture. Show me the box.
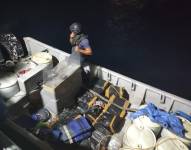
[74,46,80,53]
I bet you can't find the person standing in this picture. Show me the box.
[69,22,92,65]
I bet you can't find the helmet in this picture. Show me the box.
[69,22,81,34]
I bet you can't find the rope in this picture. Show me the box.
[109,84,128,101]
[88,88,137,112]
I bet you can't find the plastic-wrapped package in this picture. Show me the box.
[108,135,122,150]
[59,108,81,124]
[108,119,132,150]
[52,116,92,143]
[90,124,111,150]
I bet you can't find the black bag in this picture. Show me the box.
[92,79,111,95]
[105,85,129,100]
[90,124,111,150]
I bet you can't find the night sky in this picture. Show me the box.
[0,0,191,99]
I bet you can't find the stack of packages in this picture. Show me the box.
[52,116,92,144]
[86,79,130,133]
[31,79,130,149]
[77,79,130,149]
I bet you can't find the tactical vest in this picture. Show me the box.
[70,34,88,47]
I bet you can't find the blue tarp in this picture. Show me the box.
[175,111,191,122]
[130,103,185,137]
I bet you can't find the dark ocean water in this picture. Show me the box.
[0,0,191,99]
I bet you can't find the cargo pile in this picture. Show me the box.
[29,79,191,150]
[30,79,130,149]
[108,104,191,150]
